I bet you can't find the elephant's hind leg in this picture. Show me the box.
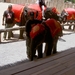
[37,44,43,59]
[45,42,53,56]
[53,37,58,54]
[19,30,24,39]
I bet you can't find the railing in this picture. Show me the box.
[0,23,74,43]
[0,26,25,43]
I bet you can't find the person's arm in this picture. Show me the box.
[2,11,6,25]
[2,16,5,25]
[12,12,15,25]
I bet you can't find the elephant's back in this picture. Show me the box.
[12,4,25,22]
[45,19,62,37]
[30,24,45,39]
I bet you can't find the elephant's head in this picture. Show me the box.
[44,7,63,23]
[60,10,68,23]
[21,6,40,26]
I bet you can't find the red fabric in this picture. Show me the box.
[64,8,75,20]
[12,4,25,22]
[30,19,62,39]
[28,4,46,12]
[52,7,59,14]
[27,4,46,20]
[30,24,45,39]
[37,12,42,20]
[45,19,62,37]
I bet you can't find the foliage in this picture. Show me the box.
[65,0,75,3]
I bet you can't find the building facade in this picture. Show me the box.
[2,0,75,13]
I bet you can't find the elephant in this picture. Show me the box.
[12,4,26,39]
[29,19,63,61]
[12,4,42,39]
[61,8,75,30]
[12,4,62,39]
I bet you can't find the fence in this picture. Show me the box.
[0,26,25,43]
[0,0,4,2]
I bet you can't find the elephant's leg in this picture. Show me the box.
[53,37,58,54]
[19,30,24,39]
[69,25,71,29]
[26,37,31,59]
[73,25,75,31]
[37,44,43,59]
[45,42,53,56]
[19,12,26,39]
[30,39,37,61]
[68,22,72,30]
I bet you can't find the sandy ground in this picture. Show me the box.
[0,2,75,68]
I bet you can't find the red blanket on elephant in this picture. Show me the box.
[30,24,45,39]
[64,8,75,20]
[46,19,62,37]
[12,4,25,22]
[27,4,46,20]
[52,7,59,14]
[45,19,62,37]
[30,19,62,39]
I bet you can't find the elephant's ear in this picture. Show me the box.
[30,24,45,39]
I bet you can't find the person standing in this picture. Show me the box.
[36,0,47,19]
[26,12,42,60]
[2,5,14,40]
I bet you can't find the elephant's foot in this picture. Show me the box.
[53,51,57,54]
[46,53,51,56]
[28,55,38,61]
[27,56,33,61]
[19,36,24,39]
[38,55,43,59]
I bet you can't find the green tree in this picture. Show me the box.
[65,0,75,3]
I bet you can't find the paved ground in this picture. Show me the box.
[0,2,75,69]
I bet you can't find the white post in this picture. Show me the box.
[0,32,1,43]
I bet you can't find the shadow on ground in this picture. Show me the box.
[1,34,26,44]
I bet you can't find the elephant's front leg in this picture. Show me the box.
[30,39,37,61]
[19,30,24,39]
[30,39,43,61]
[53,36,58,54]
[44,42,53,56]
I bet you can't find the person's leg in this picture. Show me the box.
[42,5,44,18]
[3,24,8,39]
[8,24,13,39]
[10,24,14,37]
